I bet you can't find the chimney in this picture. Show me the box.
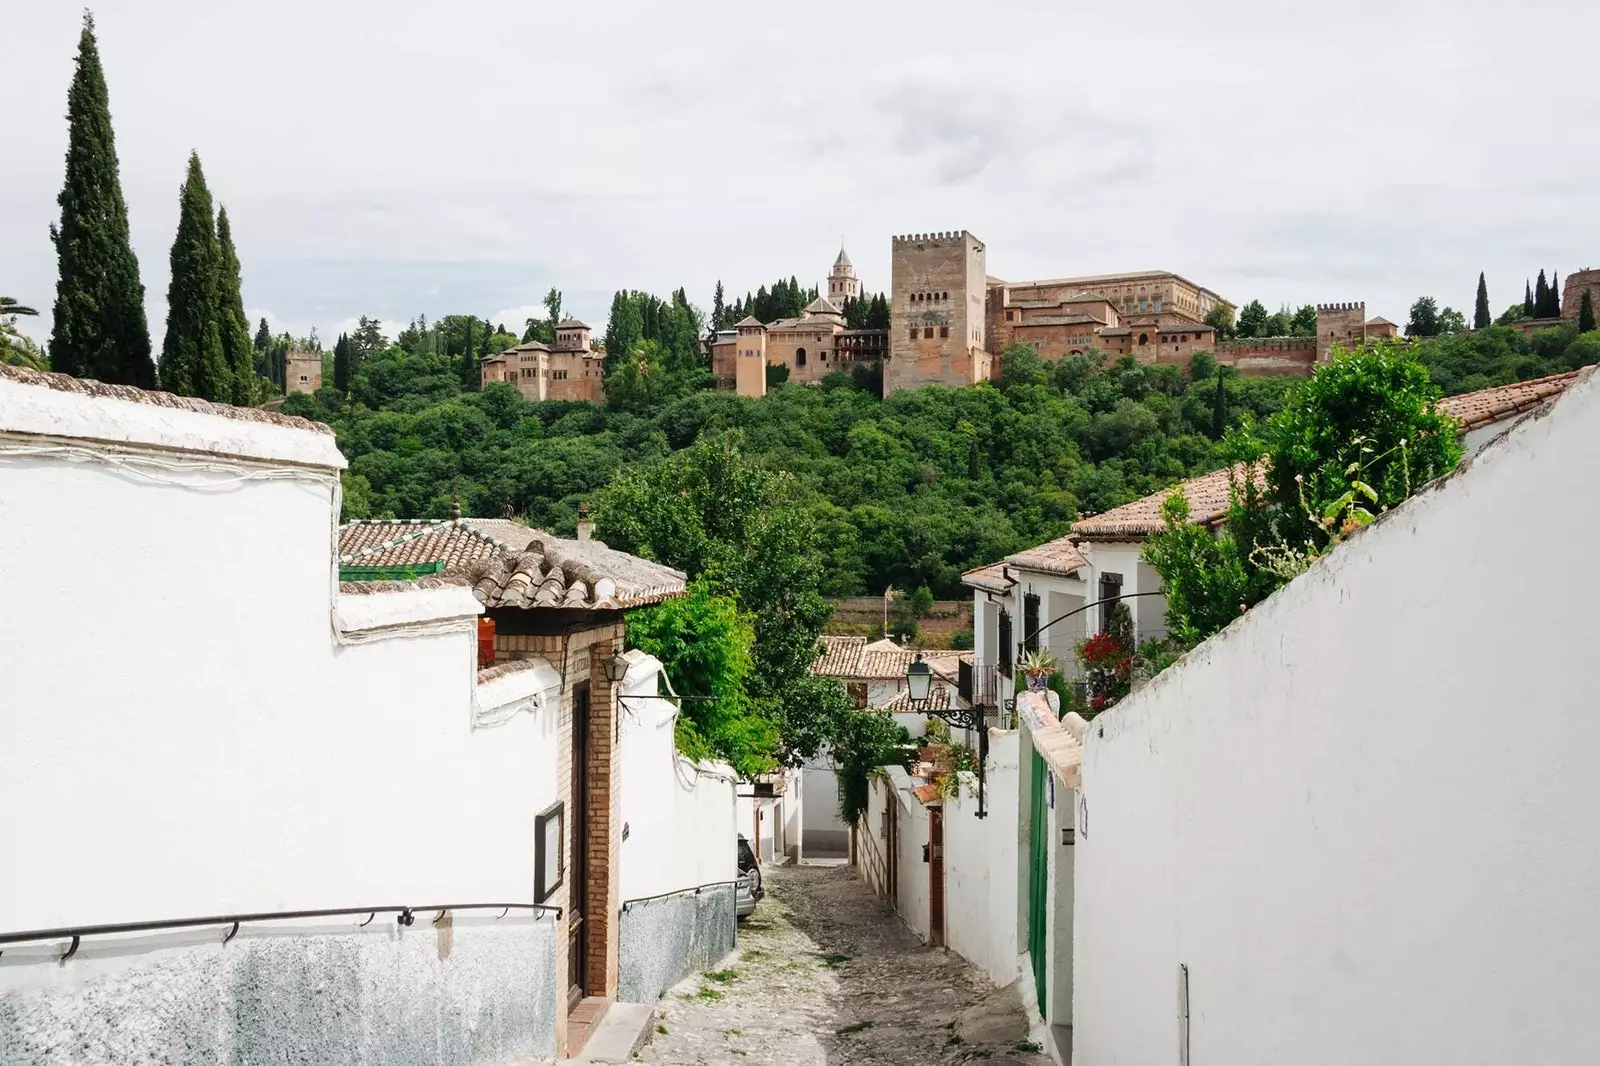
[576,502,594,542]
[449,491,461,524]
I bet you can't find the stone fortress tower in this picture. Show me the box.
[888,231,989,395]
[827,245,861,307]
[1315,302,1367,364]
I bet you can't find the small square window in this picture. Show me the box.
[939,326,949,338]
[909,328,918,340]
[924,327,934,339]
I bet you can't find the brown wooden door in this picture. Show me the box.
[929,807,945,947]
[568,682,590,1009]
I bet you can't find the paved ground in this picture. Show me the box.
[636,863,1050,1066]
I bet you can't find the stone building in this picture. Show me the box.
[1563,269,1600,323]
[887,231,990,395]
[711,246,889,399]
[285,350,322,394]
[481,318,605,404]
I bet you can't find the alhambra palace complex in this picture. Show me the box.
[462,228,1600,403]
[708,229,1413,400]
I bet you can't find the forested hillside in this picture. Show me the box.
[281,317,1599,599]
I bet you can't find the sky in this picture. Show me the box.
[5,0,1599,349]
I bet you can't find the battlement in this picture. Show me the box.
[1217,336,1317,352]
[892,230,971,246]
[1316,301,1365,313]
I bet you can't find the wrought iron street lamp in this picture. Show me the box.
[905,653,990,819]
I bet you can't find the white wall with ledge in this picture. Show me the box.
[0,372,567,1062]
[1073,371,1600,1065]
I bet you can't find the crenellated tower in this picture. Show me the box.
[888,230,988,395]
[1315,301,1367,363]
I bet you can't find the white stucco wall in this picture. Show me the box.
[944,730,1021,987]
[802,760,850,855]
[891,771,932,943]
[616,653,737,904]
[1074,373,1600,1065]
[0,387,559,932]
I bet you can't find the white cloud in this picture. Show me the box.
[3,0,1598,344]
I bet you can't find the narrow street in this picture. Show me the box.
[637,863,1050,1066]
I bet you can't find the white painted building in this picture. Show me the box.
[1074,368,1600,1063]
[0,365,728,1064]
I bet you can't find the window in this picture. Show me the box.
[909,328,918,340]
[1138,333,1149,345]
[924,327,934,339]
[939,326,949,338]
[998,609,1013,674]
[1098,572,1123,631]
[796,347,806,366]
[848,682,868,709]
[1023,593,1040,653]
[1006,310,1015,321]
[298,374,308,384]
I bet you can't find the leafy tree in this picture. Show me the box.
[1438,306,1466,336]
[49,11,153,387]
[765,362,789,389]
[998,341,1047,389]
[3,299,48,370]
[215,206,256,404]
[1204,304,1236,340]
[1235,299,1269,339]
[1187,350,1217,381]
[1289,304,1318,336]
[1143,488,1254,648]
[1406,296,1441,338]
[626,580,779,777]
[158,153,229,401]
[909,584,935,618]
[833,709,913,827]
[1474,272,1491,329]
[1580,290,1596,334]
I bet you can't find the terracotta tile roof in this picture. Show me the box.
[912,783,941,805]
[1072,463,1262,541]
[883,684,967,713]
[338,519,686,610]
[0,363,332,434]
[556,317,591,330]
[961,562,1012,593]
[1437,372,1581,432]
[1005,535,1088,576]
[812,636,919,681]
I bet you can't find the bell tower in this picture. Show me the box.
[828,244,861,308]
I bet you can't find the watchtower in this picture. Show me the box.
[828,245,861,308]
[1315,302,1367,363]
[888,230,988,395]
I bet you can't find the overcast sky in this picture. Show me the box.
[6,0,1598,348]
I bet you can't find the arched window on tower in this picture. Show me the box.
[796,347,807,366]
[1138,333,1149,346]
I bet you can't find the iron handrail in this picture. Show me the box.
[620,879,742,913]
[0,901,562,960]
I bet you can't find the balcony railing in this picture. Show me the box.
[958,660,1004,709]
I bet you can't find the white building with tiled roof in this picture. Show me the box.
[962,373,1586,687]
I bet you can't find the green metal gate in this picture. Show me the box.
[1028,747,1049,1016]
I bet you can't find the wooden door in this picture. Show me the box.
[568,682,590,1009]
[929,807,946,947]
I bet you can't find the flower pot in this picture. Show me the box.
[1024,671,1051,693]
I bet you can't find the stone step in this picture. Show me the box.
[567,1002,654,1064]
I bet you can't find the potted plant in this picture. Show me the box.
[1019,648,1059,693]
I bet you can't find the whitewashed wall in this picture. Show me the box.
[891,771,932,943]
[616,652,737,903]
[0,384,562,932]
[1075,373,1600,1065]
[943,730,1021,987]
[802,760,849,855]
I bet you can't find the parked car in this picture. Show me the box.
[735,833,763,919]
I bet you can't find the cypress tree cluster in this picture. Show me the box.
[216,206,257,403]
[158,153,229,400]
[1473,273,1491,330]
[49,12,154,387]
[1524,280,1535,317]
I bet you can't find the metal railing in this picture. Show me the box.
[620,879,742,914]
[0,901,561,961]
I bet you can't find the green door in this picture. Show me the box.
[1028,747,1049,1016]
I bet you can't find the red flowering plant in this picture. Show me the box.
[1077,601,1135,715]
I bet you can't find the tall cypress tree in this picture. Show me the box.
[1548,272,1562,317]
[159,152,229,401]
[333,332,352,394]
[1579,290,1596,334]
[253,316,271,353]
[49,11,154,387]
[1524,280,1535,317]
[1473,273,1491,330]
[215,206,255,404]
[1534,271,1549,318]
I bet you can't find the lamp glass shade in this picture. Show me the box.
[603,655,629,684]
[907,658,933,703]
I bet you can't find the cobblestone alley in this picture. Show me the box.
[636,863,1050,1066]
